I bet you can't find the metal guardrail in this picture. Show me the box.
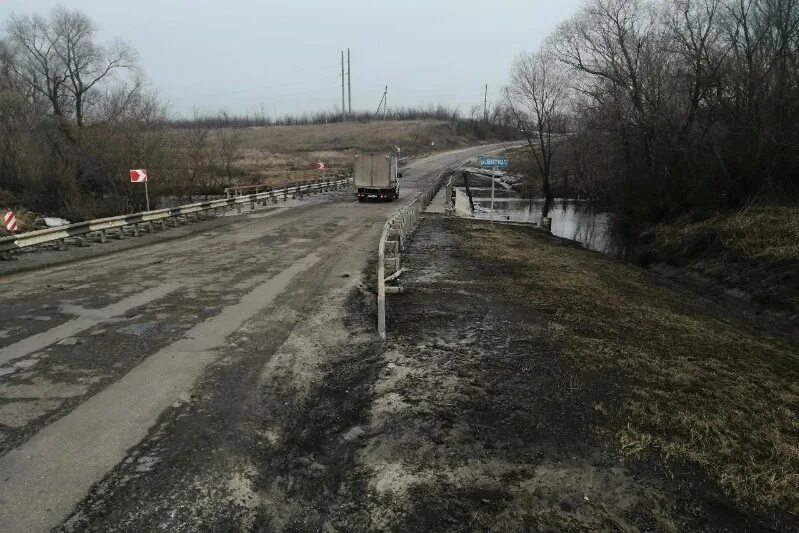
[377,171,447,340]
[224,175,349,198]
[0,177,351,253]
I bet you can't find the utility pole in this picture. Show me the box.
[484,84,488,122]
[375,85,388,118]
[347,48,352,116]
[341,50,346,119]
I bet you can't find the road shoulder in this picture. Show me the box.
[363,215,797,531]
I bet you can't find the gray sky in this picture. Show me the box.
[0,0,584,119]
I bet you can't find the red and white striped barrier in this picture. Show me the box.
[3,212,17,232]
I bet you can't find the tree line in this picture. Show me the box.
[505,0,799,222]
[0,7,253,220]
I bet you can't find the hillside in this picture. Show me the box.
[218,119,507,187]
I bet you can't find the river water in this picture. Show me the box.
[467,191,625,258]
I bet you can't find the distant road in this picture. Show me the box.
[0,142,519,532]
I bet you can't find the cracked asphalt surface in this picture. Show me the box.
[0,144,516,532]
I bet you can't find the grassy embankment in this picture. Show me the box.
[465,222,799,515]
[500,143,798,312]
[634,205,799,313]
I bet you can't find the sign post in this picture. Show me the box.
[129,169,149,211]
[478,156,509,224]
[491,169,496,223]
[313,161,325,184]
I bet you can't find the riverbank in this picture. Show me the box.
[378,215,798,531]
[631,205,799,316]
[450,182,798,319]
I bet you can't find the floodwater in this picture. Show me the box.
[468,191,625,257]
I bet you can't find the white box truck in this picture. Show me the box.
[354,153,401,202]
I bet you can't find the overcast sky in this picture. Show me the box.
[0,0,584,119]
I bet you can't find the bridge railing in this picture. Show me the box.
[0,178,351,253]
[223,177,343,198]
[377,171,447,339]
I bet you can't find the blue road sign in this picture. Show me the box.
[479,156,509,168]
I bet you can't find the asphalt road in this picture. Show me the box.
[0,143,516,532]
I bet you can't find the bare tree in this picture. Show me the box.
[1,7,167,218]
[51,7,139,128]
[506,47,568,205]
[6,7,139,130]
[215,126,241,188]
[667,0,728,135]
[5,12,70,121]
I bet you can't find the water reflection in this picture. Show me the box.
[471,196,625,257]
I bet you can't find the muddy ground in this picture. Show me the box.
[53,214,797,532]
[374,216,798,532]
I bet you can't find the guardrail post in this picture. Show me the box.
[119,226,126,239]
[98,229,107,243]
[378,234,387,340]
[236,203,242,214]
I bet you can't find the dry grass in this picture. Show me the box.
[651,205,799,262]
[189,119,494,189]
[464,222,799,513]
[640,204,799,310]
[233,120,468,154]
